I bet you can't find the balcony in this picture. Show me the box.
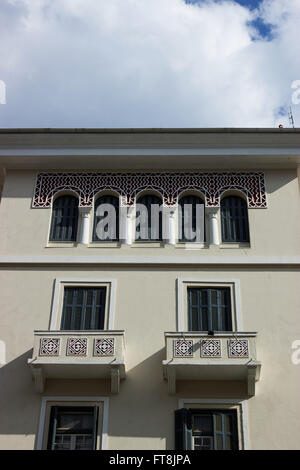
[28,330,126,394]
[162,332,261,396]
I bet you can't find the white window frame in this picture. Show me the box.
[177,277,242,332]
[36,396,109,450]
[178,398,249,450]
[49,277,117,330]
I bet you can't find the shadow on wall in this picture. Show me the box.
[0,349,41,438]
[0,346,248,450]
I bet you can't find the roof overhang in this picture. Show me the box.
[0,128,300,170]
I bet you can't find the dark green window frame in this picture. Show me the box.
[49,195,79,242]
[61,287,107,330]
[188,287,232,332]
[178,195,205,243]
[135,194,162,242]
[47,406,98,450]
[93,194,120,242]
[175,408,239,450]
[221,195,250,243]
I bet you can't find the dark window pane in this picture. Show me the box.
[135,194,162,241]
[221,196,249,243]
[50,195,79,242]
[93,195,119,241]
[48,407,98,451]
[178,195,205,242]
[188,287,232,332]
[61,287,107,330]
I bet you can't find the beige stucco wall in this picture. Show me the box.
[0,266,300,450]
[0,169,299,258]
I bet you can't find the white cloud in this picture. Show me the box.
[0,0,299,127]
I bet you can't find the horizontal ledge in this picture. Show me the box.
[165,332,257,337]
[1,127,300,134]
[28,359,125,366]
[34,330,125,336]
[1,147,300,157]
[162,360,261,367]
[0,256,300,266]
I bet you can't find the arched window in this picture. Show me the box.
[135,194,162,241]
[178,195,205,243]
[93,195,119,241]
[221,196,249,243]
[50,195,78,242]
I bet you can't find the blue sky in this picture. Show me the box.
[185,0,273,39]
[0,0,299,128]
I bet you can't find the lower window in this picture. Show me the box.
[175,409,239,450]
[47,406,99,450]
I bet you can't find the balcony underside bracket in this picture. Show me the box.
[111,366,120,394]
[31,366,45,393]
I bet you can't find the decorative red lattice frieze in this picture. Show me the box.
[32,172,267,208]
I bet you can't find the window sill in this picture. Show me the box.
[45,242,78,248]
[219,243,251,249]
[88,242,121,248]
[175,242,208,250]
[131,241,164,248]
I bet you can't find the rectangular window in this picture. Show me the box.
[61,287,107,330]
[187,287,232,331]
[47,406,98,450]
[175,408,238,450]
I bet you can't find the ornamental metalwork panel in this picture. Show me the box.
[94,338,115,356]
[32,172,267,208]
[228,339,249,358]
[39,338,60,356]
[67,338,87,356]
[173,339,194,357]
[200,339,222,358]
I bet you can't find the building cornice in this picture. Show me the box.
[0,256,299,266]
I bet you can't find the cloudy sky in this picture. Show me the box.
[0,0,299,128]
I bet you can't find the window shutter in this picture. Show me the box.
[92,406,99,450]
[50,195,79,242]
[47,406,58,450]
[221,196,249,243]
[175,408,192,450]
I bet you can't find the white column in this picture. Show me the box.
[78,207,91,245]
[207,208,220,245]
[125,206,134,245]
[166,207,176,245]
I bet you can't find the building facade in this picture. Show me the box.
[0,128,299,450]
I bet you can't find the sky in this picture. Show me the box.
[0,0,299,128]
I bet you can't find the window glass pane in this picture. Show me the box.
[135,194,162,241]
[193,436,213,450]
[215,415,222,432]
[188,288,231,332]
[216,434,223,450]
[50,407,97,451]
[192,415,213,435]
[93,195,119,241]
[50,195,78,242]
[191,410,238,451]
[226,435,232,450]
[61,287,106,330]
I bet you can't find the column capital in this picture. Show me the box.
[206,207,219,218]
[78,206,92,217]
